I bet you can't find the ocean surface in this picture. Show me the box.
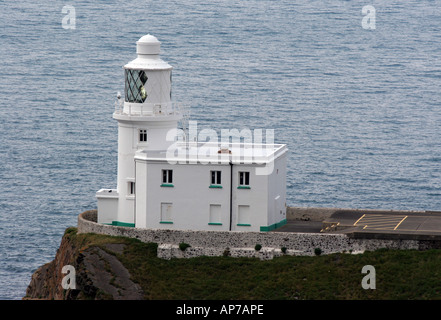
[1,0,440,299]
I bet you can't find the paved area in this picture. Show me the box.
[276,210,441,239]
[276,221,323,233]
[328,210,441,234]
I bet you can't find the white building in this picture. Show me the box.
[96,34,288,232]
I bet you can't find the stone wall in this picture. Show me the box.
[78,210,421,260]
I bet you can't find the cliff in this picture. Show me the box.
[24,224,441,300]
[24,227,144,300]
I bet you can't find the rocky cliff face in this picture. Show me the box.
[24,228,144,300]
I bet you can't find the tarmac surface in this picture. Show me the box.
[277,210,441,240]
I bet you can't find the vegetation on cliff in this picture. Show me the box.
[25,227,441,300]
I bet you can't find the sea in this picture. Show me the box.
[1,0,440,300]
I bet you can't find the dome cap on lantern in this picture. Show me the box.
[136,34,161,55]
[124,34,172,71]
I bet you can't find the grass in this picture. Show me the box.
[64,227,441,300]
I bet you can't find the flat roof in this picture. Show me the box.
[134,142,287,165]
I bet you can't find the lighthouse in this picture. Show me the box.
[96,34,182,227]
[97,34,288,232]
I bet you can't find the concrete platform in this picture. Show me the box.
[275,221,324,233]
[277,208,441,241]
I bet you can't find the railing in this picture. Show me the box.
[114,98,188,117]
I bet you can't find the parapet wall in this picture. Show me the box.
[78,210,423,259]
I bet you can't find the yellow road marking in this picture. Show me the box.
[354,214,408,231]
[394,216,408,230]
[353,214,366,226]
[359,216,401,220]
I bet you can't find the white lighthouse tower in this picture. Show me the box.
[97,34,287,232]
[96,34,182,227]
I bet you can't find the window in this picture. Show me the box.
[170,71,172,99]
[237,205,251,226]
[238,171,250,187]
[128,182,135,195]
[209,204,222,225]
[125,69,148,103]
[139,129,147,142]
[161,169,173,186]
[160,202,173,224]
[211,170,221,185]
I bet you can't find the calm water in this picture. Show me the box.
[1,0,440,299]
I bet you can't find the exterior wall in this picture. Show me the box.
[265,153,287,230]
[139,161,232,231]
[96,190,119,224]
[231,164,268,232]
[114,118,179,225]
[115,120,138,225]
[78,210,422,260]
[134,159,283,232]
[134,160,148,228]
